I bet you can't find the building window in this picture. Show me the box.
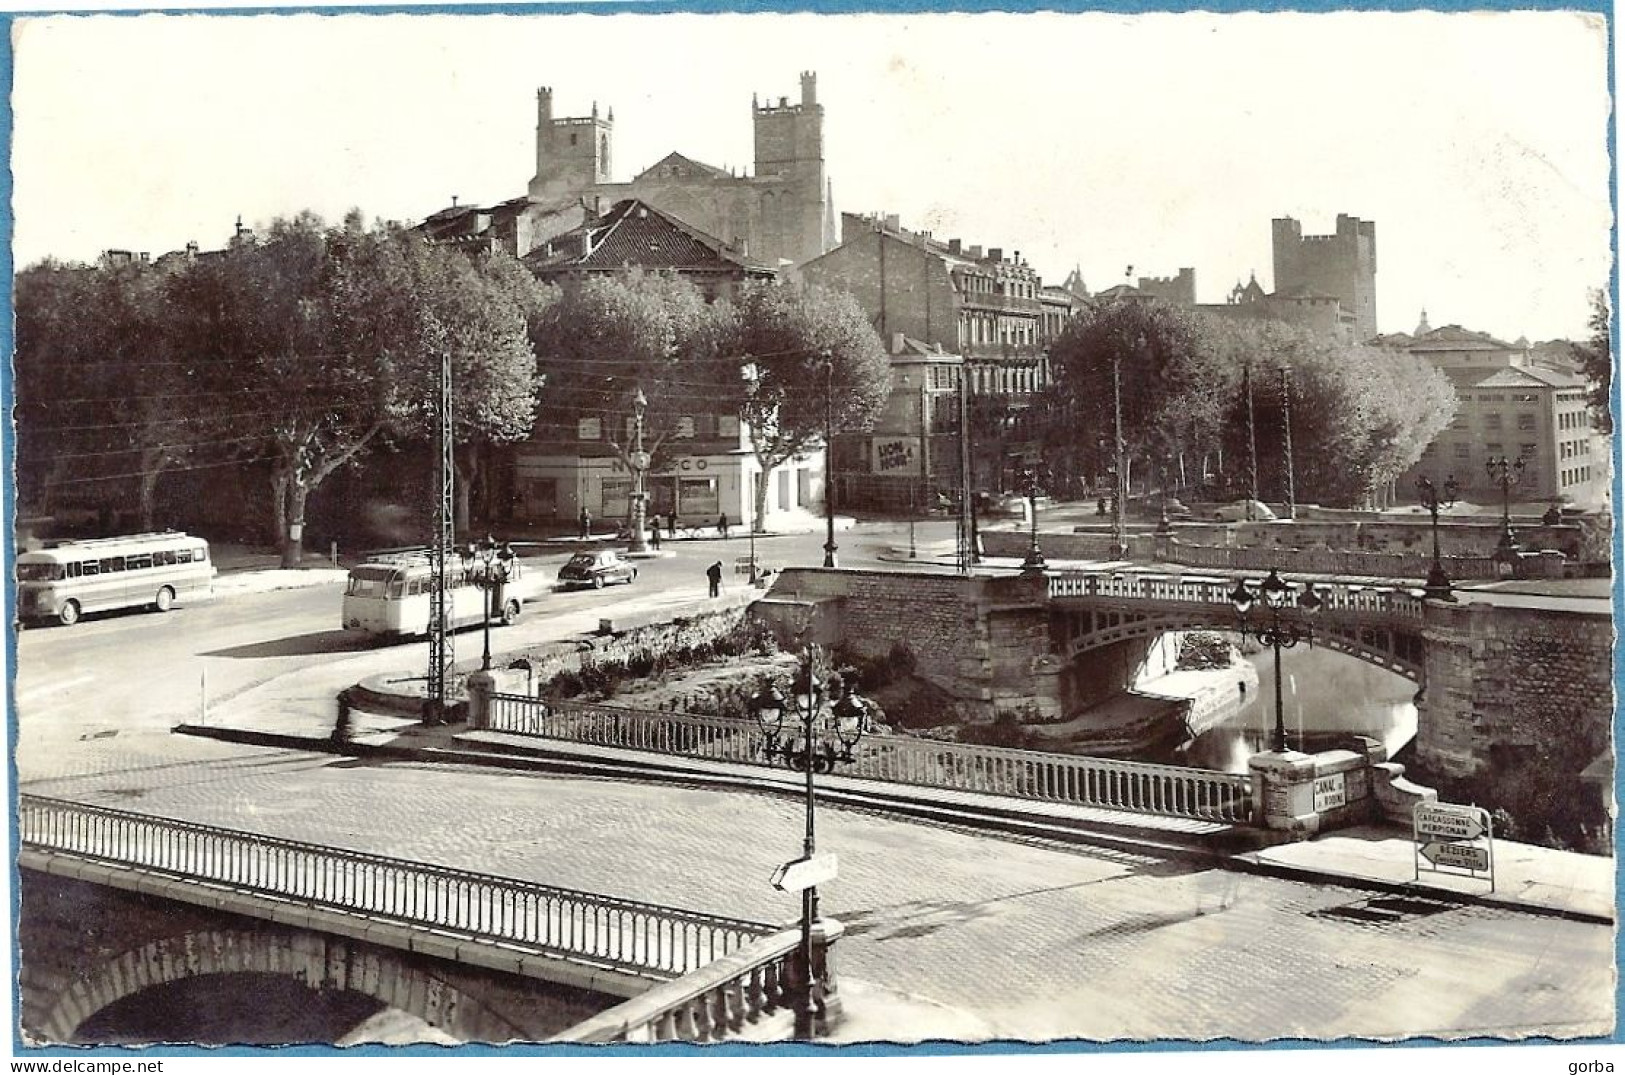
[676,416,696,439]
[1515,393,1539,403]
[1520,443,1538,458]
[1517,413,1537,431]
[718,415,740,438]
[578,417,601,440]
[1483,414,1503,431]
[1486,442,1504,457]
[1453,443,1471,459]
[1479,393,1505,402]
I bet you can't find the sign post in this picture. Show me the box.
[1413,802,1495,890]
[771,853,839,894]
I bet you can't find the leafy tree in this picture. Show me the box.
[1576,288,1612,434]
[529,272,734,530]
[726,281,890,531]
[14,256,190,530]
[1042,299,1223,498]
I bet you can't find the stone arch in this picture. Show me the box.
[1056,609,1424,684]
[37,929,525,1045]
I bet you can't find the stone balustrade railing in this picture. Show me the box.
[20,795,772,981]
[1047,570,1426,621]
[482,694,1254,824]
[551,928,803,1043]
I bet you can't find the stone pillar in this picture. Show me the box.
[1248,750,1320,836]
[806,916,846,1038]
[466,669,495,731]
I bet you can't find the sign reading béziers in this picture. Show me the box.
[1415,802,1488,841]
[1420,841,1491,872]
[771,853,838,894]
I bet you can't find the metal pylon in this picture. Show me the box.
[426,344,455,723]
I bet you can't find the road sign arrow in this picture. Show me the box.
[1420,841,1489,872]
[770,853,838,893]
[1415,803,1487,841]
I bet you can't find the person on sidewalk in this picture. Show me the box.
[578,506,591,540]
[717,512,730,539]
[650,520,662,550]
[706,560,723,598]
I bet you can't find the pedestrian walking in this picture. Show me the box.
[578,506,591,540]
[718,512,730,539]
[650,520,662,550]
[706,560,723,598]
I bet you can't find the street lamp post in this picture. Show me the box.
[750,650,872,1040]
[1230,569,1323,753]
[1485,453,1527,559]
[628,388,650,556]
[1111,352,1127,558]
[1019,458,1046,573]
[459,535,516,672]
[1416,474,1460,602]
[823,357,839,569]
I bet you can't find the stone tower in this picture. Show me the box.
[1271,214,1378,341]
[528,88,613,203]
[751,71,829,265]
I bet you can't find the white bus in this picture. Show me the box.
[341,551,525,639]
[16,531,214,626]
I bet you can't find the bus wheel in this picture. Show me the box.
[501,600,521,626]
[58,601,81,627]
[154,587,176,612]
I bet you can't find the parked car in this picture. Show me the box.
[1213,499,1277,523]
[557,550,639,589]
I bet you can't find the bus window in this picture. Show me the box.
[80,561,98,577]
[16,563,63,581]
[101,557,125,573]
[128,553,153,570]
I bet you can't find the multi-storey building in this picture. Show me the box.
[829,336,967,511]
[1380,323,1607,508]
[488,200,823,532]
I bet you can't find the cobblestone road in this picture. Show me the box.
[28,749,1614,1043]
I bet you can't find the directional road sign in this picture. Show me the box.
[770,853,838,893]
[1415,802,1488,841]
[1420,841,1490,872]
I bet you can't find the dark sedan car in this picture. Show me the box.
[557,550,639,589]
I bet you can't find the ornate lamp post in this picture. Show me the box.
[628,387,650,556]
[459,535,516,672]
[1415,474,1460,602]
[750,651,872,1040]
[1485,453,1527,559]
[1018,457,1047,573]
[1230,569,1323,753]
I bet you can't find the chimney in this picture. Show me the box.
[186,241,199,257]
[581,231,594,258]
[884,214,900,231]
[948,239,962,254]
[891,333,906,354]
[989,248,1003,262]
[969,245,983,259]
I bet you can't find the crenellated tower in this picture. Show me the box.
[529,87,614,203]
[1272,213,1378,341]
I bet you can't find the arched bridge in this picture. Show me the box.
[1046,570,1427,682]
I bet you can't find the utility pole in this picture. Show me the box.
[1244,359,1259,521]
[1279,366,1296,521]
[425,342,455,725]
[958,367,973,574]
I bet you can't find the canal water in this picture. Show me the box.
[1161,644,1418,774]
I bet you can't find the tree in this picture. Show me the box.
[1576,288,1612,434]
[726,281,890,531]
[529,272,734,530]
[14,256,191,530]
[1042,299,1224,498]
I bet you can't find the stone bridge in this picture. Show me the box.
[760,568,1613,782]
[18,796,808,1046]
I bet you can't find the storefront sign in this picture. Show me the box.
[872,437,921,476]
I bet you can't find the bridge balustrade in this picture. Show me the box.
[485,695,1254,824]
[1047,571,1424,624]
[19,795,772,981]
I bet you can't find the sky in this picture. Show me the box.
[10,9,1613,343]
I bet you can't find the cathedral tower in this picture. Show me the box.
[529,87,614,203]
[751,71,831,265]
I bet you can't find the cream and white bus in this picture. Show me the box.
[16,531,214,626]
[341,551,524,639]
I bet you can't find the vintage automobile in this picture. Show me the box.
[1212,499,1277,522]
[557,549,639,589]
